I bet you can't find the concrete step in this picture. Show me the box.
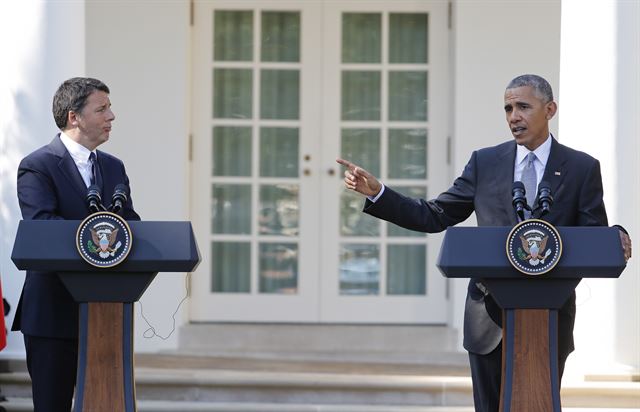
[1,399,640,412]
[0,355,638,409]
[178,324,463,365]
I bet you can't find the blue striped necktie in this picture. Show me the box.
[521,152,537,217]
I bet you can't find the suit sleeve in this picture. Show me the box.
[363,151,478,233]
[17,158,64,220]
[577,159,608,227]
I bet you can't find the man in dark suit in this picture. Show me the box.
[12,77,140,411]
[337,74,632,412]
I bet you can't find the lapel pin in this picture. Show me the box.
[554,171,561,176]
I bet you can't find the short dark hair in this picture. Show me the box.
[52,77,110,129]
[506,74,554,103]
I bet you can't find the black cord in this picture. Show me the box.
[139,273,191,340]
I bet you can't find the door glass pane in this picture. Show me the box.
[213,69,253,119]
[388,128,427,179]
[389,13,428,63]
[342,13,381,63]
[261,69,300,119]
[388,186,428,237]
[214,10,253,61]
[341,71,381,121]
[213,126,252,176]
[212,184,251,234]
[340,244,380,295]
[212,241,250,292]
[259,243,298,294]
[389,71,428,121]
[340,189,380,236]
[259,184,299,236]
[341,128,381,177]
[387,244,426,295]
[260,127,299,178]
[261,11,300,62]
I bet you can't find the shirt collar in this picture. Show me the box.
[59,132,96,165]
[516,133,552,167]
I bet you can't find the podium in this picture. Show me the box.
[437,226,625,412]
[12,219,200,412]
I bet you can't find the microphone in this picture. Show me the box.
[86,185,105,213]
[537,181,553,216]
[110,184,129,214]
[512,181,530,221]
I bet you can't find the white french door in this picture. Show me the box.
[191,0,449,323]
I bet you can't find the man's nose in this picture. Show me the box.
[508,109,521,122]
[107,108,115,121]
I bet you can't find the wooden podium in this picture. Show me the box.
[437,226,626,412]
[12,220,200,412]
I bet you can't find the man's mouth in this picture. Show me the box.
[512,126,526,135]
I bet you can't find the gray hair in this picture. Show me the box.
[506,74,554,103]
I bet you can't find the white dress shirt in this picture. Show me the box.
[514,133,552,188]
[59,132,97,188]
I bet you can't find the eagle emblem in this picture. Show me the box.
[77,211,132,268]
[90,227,120,258]
[519,230,552,266]
[506,219,562,275]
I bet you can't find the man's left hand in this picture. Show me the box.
[619,230,632,263]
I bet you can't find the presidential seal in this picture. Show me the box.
[506,219,562,275]
[76,211,133,268]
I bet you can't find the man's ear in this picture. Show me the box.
[68,111,79,127]
[545,101,558,120]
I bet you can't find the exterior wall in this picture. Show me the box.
[450,0,561,350]
[0,0,636,375]
[0,0,86,356]
[558,0,640,376]
[85,0,191,352]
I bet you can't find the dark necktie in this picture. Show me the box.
[89,152,100,188]
[522,152,537,216]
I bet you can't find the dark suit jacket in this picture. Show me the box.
[364,137,608,357]
[12,134,140,339]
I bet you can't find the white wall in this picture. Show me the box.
[451,0,561,349]
[0,0,86,356]
[559,0,640,376]
[85,0,191,352]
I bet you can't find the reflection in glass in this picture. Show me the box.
[261,69,300,120]
[212,241,250,293]
[213,127,252,176]
[259,185,299,236]
[342,13,381,63]
[340,189,380,237]
[387,244,426,295]
[342,71,381,121]
[259,243,298,294]
[213,69,253,119]
[260,128,299,177]
[340,244,380,295]
[389,71,428,121]
[389,13,428,64]
[341,129,381,177]
[214,10,253,61]
[212,184,251,234]
[388,129,427,179]
[262,11,300,62]
[388,186,428,237]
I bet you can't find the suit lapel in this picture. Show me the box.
[50,134,89,200]
[533,137,567,216]
[494,141,519,226]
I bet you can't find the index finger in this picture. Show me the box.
[336,158,354,170]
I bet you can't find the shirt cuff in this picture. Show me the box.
[367,184,386,203]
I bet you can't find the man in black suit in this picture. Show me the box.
[337,74,632,412]
[12,77,140,411]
